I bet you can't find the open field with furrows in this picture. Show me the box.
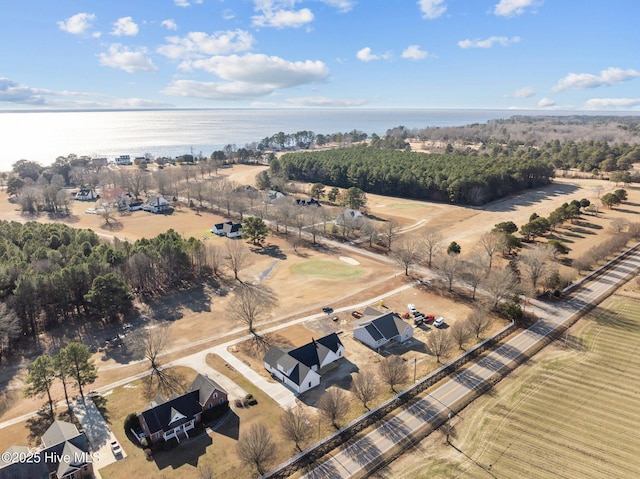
[384,293,640,479]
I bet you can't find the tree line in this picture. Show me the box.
[273,146,554,205]
[0,221,220,359]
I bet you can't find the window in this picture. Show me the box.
[209,403,213,409]
[309,382,312,387]
[219,398,224,404]
[213,392,217,398]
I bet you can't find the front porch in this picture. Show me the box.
[162,420,195,443]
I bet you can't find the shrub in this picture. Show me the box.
[245,394,258,406]
[144,448,153,461]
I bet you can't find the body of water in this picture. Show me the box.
[0,108,618,170]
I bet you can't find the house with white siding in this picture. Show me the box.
[353,309,413,350]
[264,333,344,394]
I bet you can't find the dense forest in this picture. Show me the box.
[0,221,208,359]
[275,146,554,205]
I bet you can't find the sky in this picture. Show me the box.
[1,0,639,111]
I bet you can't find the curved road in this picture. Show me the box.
[298,246,640,479]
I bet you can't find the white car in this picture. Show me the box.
[408,303,417,313]
[434,316,445,327]
[110,440,122,457]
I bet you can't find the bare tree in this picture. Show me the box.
[392,237,424,275]
[463,256,485,300]
[378,355,409,392]
[142,325,169,377]
[236,423,277,475]
[361,218,380,247]
[227,284,276,336]
[205,243,224,276]
[225,240,252,281]
[466,308,493,339]
[381,220,400,250]
[152,169,170,197]
[351,369,379,410]
[479,231,505,273]
[519,244,554,293]
[486,267,517,308]
[449,320,472,350]
[280,406,314,451]
[317,387,350,429]
[438,252,463,292]
[610,217,629,234]
[0,302,20,364]
[425,329,454,363]
[423,230,444,268]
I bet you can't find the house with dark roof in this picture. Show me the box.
[188,374,229,410]
[0,420,93,479]
[263,333,345,394]
[211,221,242,238]
[138,374,229,444]
[353,308,413,350]
[295,198,321,207]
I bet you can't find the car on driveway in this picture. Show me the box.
[408,303,417,314]
[434,316,445,327]
[111,440,122,457]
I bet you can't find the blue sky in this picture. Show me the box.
[1,0,639,110]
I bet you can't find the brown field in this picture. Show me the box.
[1,163,640,478]
[383,288,640,479]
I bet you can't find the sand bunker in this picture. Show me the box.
[339,256,360,265]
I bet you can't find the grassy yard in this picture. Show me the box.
[386,295,640,478]
[290,259,365,279]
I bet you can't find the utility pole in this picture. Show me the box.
[414,357,417,383]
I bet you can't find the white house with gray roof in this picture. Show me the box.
[263,333,344,394]
[353,308,413,350]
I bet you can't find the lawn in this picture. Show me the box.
[387,295,640,478]
[290,259,365,279]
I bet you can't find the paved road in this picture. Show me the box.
[298,247,640,479]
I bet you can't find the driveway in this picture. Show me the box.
[71,397,126,475]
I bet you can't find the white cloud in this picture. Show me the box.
[253,7,314,28]
[318,0,356,13]
[285,96,368,107]
[0,77,170,109]
[111,17,139,36]
[356,47,391,62]
[537,97,555,108]
[494,0,542,17]
[98,44,159,73]
[356,47,377,62]
[162,79,275,100]
[182,53,329,88]
[223,9,236,20]
[458,36,520,49]
[0,78,48,105]
[402,45,430,60]
[174,0,203,6]
[418,0,446,19]
[57,13,96,35]
[158,30,254,60]
[584,98,640,110]
[552,67,640,93]
[512,86,536,98]
[161,19,178,31]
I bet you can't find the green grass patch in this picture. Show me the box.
[290,259,364,279]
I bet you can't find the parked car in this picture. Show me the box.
[110,440,122,457]
[408,303,417,314]
[434,316,445,327]
[352,311,363,319]
[425,314,435,322]
[322,306,333,314]
[414,315,425,325]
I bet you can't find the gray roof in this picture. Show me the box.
[188,373,228,406]
[41,420,80,448]
[357,312,411,341]
[264,333,343,387]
